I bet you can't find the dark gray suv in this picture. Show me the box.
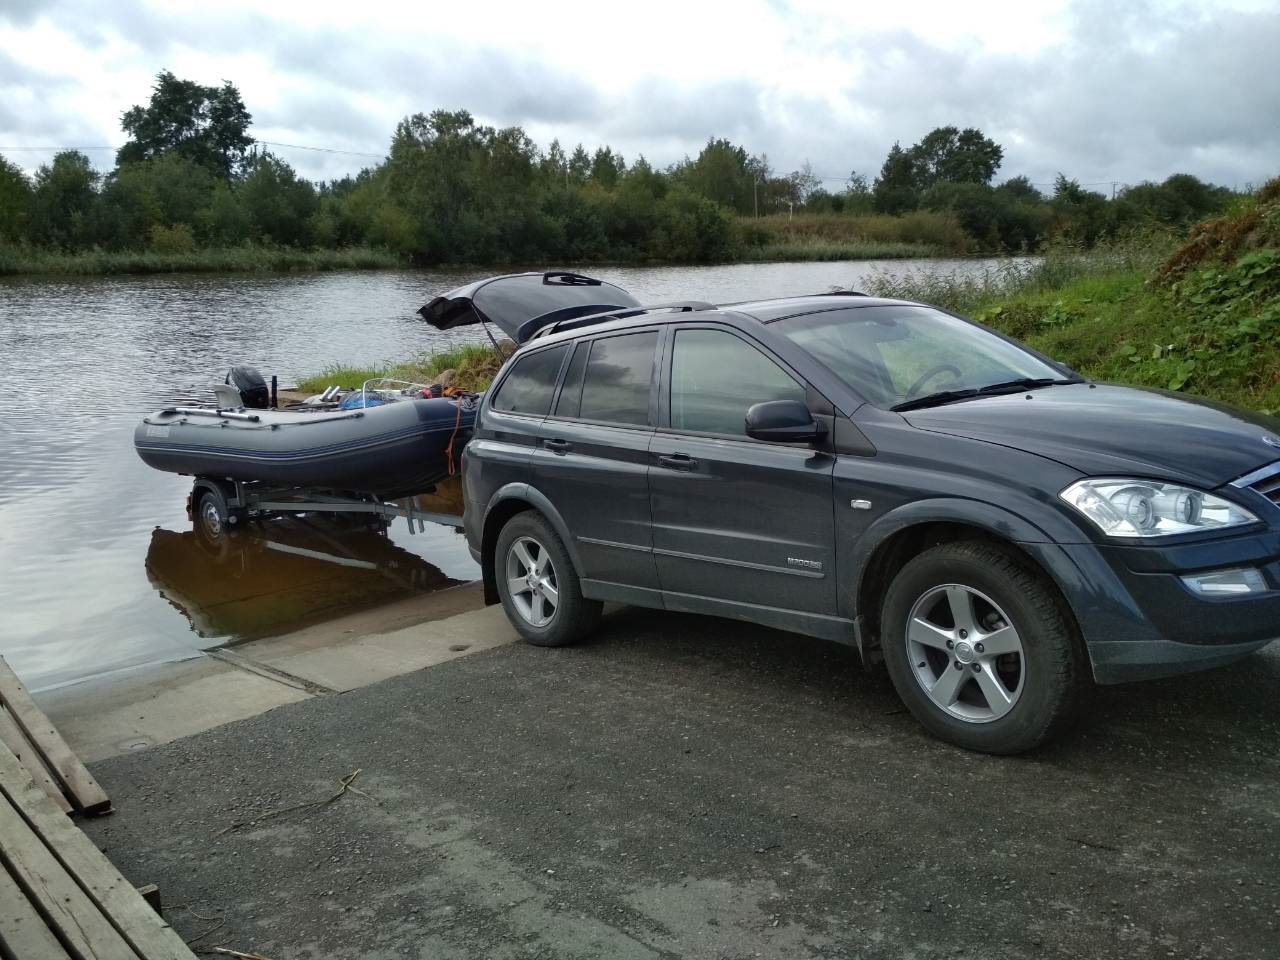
[423,272,1280,754]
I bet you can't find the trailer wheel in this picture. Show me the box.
[192,482,246,544]
[195,485,232,541]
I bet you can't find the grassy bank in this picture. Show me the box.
[865,194,1280,413]
[0,243,405,277]
[294,343,505,394]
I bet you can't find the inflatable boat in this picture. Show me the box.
[134,373,477,500]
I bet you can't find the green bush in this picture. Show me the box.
[148,222,195,253]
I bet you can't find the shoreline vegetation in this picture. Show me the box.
[1,72,1250,279]
[0,230,945,278]
[297,182,1280,416]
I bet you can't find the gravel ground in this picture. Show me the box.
[85,607,1280,960]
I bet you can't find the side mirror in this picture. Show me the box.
[745,400,827,443]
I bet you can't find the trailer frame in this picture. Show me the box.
[189,476,464,539]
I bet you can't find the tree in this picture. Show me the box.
[911,126,1003,186]
[117,70,254,178]
[0,156,33,241]
[29,151,98,249]
[843,171,873,215]
[96,153,218,249]
[996,175,1043,203]
[239,152,317,246]
[590,146,625,188]
[1051,174,1112,244]
[873,143,921,214]
[568,144,591,184]
[681,138,757,214]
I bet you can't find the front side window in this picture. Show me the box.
[670,329,806,436]
[489,344,568,416]
[775,305,1070,409]
[577,331,657,426]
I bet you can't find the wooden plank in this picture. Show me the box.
[0,858,73,960]
[0,744,196,959]
[0,657,110,815]
[0,793,137,960]
[0,707,72,814]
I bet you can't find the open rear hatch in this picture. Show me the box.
[419,271,640,344]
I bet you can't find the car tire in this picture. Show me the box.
[880,540,1083,754]
[495,512,601,647]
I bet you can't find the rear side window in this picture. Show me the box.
[577,332,657,426]
[489,345,568,416]
[553,341,589,418]
[670,329,805,435]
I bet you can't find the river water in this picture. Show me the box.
[0,258,1003,690]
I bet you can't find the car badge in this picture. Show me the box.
[1265,435,1280,448]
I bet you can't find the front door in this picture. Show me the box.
[648,327,838,629]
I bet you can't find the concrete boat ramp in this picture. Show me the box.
[28,592,1280,959]
[40,582,508,763]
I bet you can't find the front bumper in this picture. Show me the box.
[1044,529,1280,684]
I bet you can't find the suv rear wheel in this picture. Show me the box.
[881,540,1083,754]
[495,512,602,647]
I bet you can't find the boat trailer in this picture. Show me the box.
[188,476,464,542]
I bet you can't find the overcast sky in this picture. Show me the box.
[2,0,1277,192]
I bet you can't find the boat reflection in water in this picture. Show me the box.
[145,513,464,642]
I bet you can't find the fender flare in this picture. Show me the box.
[482,482,586,577]
[846,497,1063,626]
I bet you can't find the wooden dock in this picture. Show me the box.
[0,658,198,958]
[0,657,110,816]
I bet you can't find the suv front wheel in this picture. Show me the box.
[495,512,602,647]
[881,541,1083,754]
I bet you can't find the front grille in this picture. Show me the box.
[1254,472,1280,505]
[1236,460,1280,505]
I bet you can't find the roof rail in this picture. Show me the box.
[815,289,868,297]
[530,300,717,339]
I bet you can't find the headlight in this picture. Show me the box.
[1060,479,1259,538]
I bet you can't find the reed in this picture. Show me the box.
[0,244,404,277]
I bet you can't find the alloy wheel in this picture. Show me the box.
[504,535,559,627]
[905,583,1025,723]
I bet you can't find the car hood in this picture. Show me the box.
[904,382,1280,488]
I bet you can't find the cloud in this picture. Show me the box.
[0,0,1276,189]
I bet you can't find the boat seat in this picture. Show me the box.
[213,383,243,409]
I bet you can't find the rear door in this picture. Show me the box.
[648,325,838,624]
[530,329,662,598]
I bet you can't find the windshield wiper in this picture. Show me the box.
[891,377,1078,412]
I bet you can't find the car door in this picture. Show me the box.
[530,329,662,600]
[649,325,839,631]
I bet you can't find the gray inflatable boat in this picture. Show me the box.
[135,392,477,500]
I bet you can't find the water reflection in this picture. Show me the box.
[145,514,463,643]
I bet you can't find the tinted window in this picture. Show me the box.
[553,341,589,418]
[489,345,568,415]
[670,329,806,435]
[577,332,657,426]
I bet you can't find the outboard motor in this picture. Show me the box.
[227,365,270,409]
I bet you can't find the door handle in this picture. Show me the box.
[543,438,573,454]
[657,453,699,471]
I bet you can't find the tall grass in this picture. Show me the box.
[739,211,974,258]
[740,239,937,262]
[0,243,404,277]
[862,232,1179,314]
[294,343,506,393]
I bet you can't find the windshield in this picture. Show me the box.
[774,304,1071,409]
